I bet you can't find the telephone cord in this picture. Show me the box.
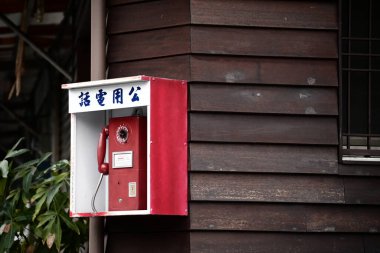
[91,173,104,213]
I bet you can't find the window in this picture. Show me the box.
[340,0,380,162]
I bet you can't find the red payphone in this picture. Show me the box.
[64,76,188,217]
[96,116,147,211]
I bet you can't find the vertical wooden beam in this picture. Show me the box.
[90,0,106,252]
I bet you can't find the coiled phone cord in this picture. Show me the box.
[91,173,104,213]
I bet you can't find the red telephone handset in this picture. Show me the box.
[97,126,109,175]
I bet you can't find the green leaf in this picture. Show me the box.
[13,208,33,224]
[14,214,30,222]
[53,160,70,173]
[21,191,30,206]
[4,137,24,159]
[6,189,18,200]
[8,137,24,153]
[37,211,56,228]
[0,178,7,199]
[14,158,39,170]
[31,187,47,203]
[0,223,16,252]
[36,185,48,194]
[46,184,61,209]
[0,160,9,178]
[43,172,69,184]
[39,210,57,218]
[34,225,44,239]
[58,159,70,167]
[33,194,47,220]
[44,217,56,237]
[59,212,80,234]
[52,192,68,212]
[37,152,52,167]
[9,190,20,207]
[22,167,36,194]
[5,148,29,160]
[54,218,62,252]
[12,160,39,184]
[43,216,57,247]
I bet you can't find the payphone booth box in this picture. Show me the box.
[61,76,188,217]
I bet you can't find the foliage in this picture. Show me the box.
[0,139,88,252]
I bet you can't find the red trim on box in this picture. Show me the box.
[150,78,188,215]
[70,211,110,217]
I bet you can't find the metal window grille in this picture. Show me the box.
[340,0,380,163]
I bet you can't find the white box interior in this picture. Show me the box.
[71,106,150,216]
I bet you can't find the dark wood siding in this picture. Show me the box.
[107,0,190,34]
[190,0,338,29]
[190,56,338,85]
[106,0,380,252]
[190,203,380,232]
[190,173,345,203]
[191,27,338,58]
[190,113,338,144]
[190,232,373,253]
[190,143,338,174]
[190,84,338,115]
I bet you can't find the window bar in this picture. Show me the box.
[368,0,372,152]
[347,0,352,150]
[342,68,380,72]
[338,0,343,162]
[342,37,380,41]
[342,53,380,57]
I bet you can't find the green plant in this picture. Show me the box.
[0,139,88,252]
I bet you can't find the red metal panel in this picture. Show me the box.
[149,77,188,215]
[108,116,147,211]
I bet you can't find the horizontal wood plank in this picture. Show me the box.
[190,84,338,115]
[190,173,344,203]
[190,143,338,174]
[365,235,380,253]
[191,26,337,58]
[107,0,152,6]
[306,205,380,232]
[108,56,338,86]
[108,26,190,62]
[190,203,307,232]
[339,164,380,176]
[190,56,338,86]
[190,203,380,232]
[107,26,337,62]
[344,177,380,204]
[190,232,365,253]
[107,232,189,253]
[106,215,188,233]
[108,55,190,80]
[190,113,338,145]
[191,0,337,30]
[107,0,190,34]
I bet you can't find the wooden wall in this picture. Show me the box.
[106,0,380,252]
